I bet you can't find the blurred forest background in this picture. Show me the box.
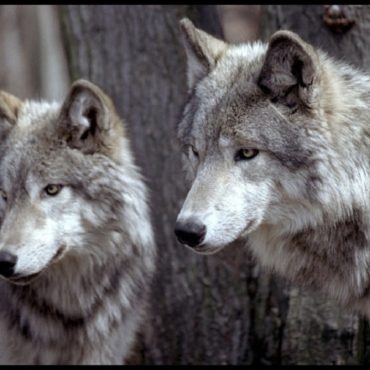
[1,4,370,365]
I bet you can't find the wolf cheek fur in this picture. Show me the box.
[0,80,156,364]
[175,18,370,318]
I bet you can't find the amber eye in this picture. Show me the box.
[0,189,7,201]
[235,148,259,161]
[45,184,63,196]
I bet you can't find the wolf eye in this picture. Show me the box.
[0,189,7,201]
[44,184,63,196]
[235,148,259,161]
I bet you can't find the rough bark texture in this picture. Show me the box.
[261,5,370,71]
[262,5,370,365]
[60,5,370,365]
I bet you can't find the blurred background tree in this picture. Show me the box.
[0,6,69,100]
[1,4,369,365]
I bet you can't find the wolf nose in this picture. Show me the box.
[174,220,206,247]
[0,250,17,277]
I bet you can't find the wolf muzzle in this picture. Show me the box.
[174,219,206,247]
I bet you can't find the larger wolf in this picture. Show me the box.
[175,19,370,319]
[0,80,156,364]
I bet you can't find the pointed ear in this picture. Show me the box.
[258,30,320,109]
[58,79,121,155]
[180,18,227,90]
[0,91,22,142]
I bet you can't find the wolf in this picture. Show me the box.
[0,80,156,364]
[175,18,370,319]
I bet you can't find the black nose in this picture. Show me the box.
[174,220,206,247]
[0,250,17,277]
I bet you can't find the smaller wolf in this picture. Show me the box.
[0,80,156,364]
[175,18,370,319]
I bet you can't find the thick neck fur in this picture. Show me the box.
[306,53,370,225]
[0,179,154,364]
[0,100,156,364]
[0,178,154,364]
[249,52,370,316]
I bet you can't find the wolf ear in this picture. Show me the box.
[180,18,227,90]
[258,30,320,109]
[59,79,119,155]
[0,91,22,142]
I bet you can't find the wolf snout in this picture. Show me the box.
[0,250,17,278]
[174,219,206,247]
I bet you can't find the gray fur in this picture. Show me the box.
[176,19,370,319]
[0,80,156,364]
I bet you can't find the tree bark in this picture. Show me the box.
[0,5,69,101]
[261,5,370,70]
[261,5,370,365]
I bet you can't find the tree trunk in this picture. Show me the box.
[0,5,69,101]
[261,5,370,365]
[261,5,370,70]
[60,5,370,365]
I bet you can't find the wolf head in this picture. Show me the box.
[0,80,147,284]
[175,19,332,254]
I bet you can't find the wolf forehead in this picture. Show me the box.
[0,101,81,184]
[178,45,311,169]
[4,100,64,149]
[178,44,268,138]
